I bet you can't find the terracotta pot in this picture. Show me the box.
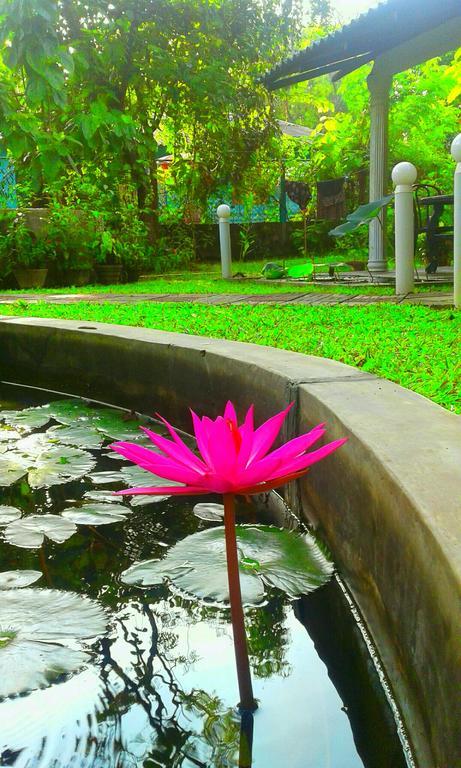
[13,268,48,289]
[95,264,123,285]
[66,268,92,287]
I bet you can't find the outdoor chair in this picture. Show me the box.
[413,183,454,274]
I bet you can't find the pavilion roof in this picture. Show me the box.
[264,0,461,90]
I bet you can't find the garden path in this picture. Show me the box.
[0,291,453,307]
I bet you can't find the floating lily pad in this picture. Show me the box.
[122,525,333,605]
[0,407,52,432]
[193,503,224,522]
[88,470,123,485]
[61,503,131,526]
[46,424,105,450]
[0,506,22,526]
[4,515,77,549]
[83,490,122,504]
[0,588,107,698]
[0,428,21,443]
[91,411,151,441]
[130,494,171,507]
[25,445,95,489]
[45,398,98,424]
[0,454,28,487]
[0,570,42,589]
[120,465,182,488]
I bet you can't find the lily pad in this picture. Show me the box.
[122,525,333,605]
[4,515,77,549]
[16,443,96,489]
[0,407,52,432]
[130,494,171,507]
[88,470,124,485]
[0,588,107,698]
[120,465,182,488]
[0,428,21,443]
[0,570,42,589]
[45,398,98,424]
[83,490,122,504]
[0,453,28,487]
[46,423,105,450]
[0,506,22,526]
[193,503,224,522]
[61,503,131,526]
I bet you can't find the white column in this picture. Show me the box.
[367,72,392,272]
[217,204,232,279]
[392,162,417,295]
[451,135,461,308]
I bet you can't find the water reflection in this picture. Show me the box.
[0,385,409,768]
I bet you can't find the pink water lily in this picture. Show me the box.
[111,401,346,498]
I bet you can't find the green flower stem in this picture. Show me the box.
[223,493,257,713]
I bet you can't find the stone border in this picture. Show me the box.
[0,317,459,768]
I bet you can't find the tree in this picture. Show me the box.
[0,0,302,229]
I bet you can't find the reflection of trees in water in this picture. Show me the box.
[246,595,291,679]
[96,601,245,767]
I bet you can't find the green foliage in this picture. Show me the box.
[1,301,459,413]
[0,0,302,224]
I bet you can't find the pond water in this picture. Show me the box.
[0,383,412,768]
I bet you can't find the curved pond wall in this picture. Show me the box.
[0,316,459,768]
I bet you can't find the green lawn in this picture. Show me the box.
[0,271,454,298]
[1,301,459,414]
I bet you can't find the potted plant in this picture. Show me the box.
[93,226,123,284]
[1,211,53,289]
[44,201,95,286]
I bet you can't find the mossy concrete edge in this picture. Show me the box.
[0,316,459,768]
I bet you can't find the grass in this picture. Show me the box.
[1,300,459,413]
[0,271,454,298]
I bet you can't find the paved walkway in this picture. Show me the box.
[0,290,454,307]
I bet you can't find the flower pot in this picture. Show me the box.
[66,268,92,287]
[13,268,48,289]
[122,266,140,283]
[95,264,123,285]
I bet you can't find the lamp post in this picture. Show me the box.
[217,204,232,279]
[392,162,417,295]
[451,134,461,308]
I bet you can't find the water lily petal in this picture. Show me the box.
[223,401,238,425]
[246,404,293,465]
[110,442,203,485]
[205,416,238,476]
[190,410,214,467]
[140,427,207,473]
[116,484,205,496]
[265,425,326,463]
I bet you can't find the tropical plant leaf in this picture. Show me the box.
[261,262,287,280]
[0,506,22,526]
[4,515,77,548]
[121,525,333,605]
[0,588,107,698]
[0,570,42,589]
[61,503,131,526]
[286,262,314,278]
[193,503,224,522]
